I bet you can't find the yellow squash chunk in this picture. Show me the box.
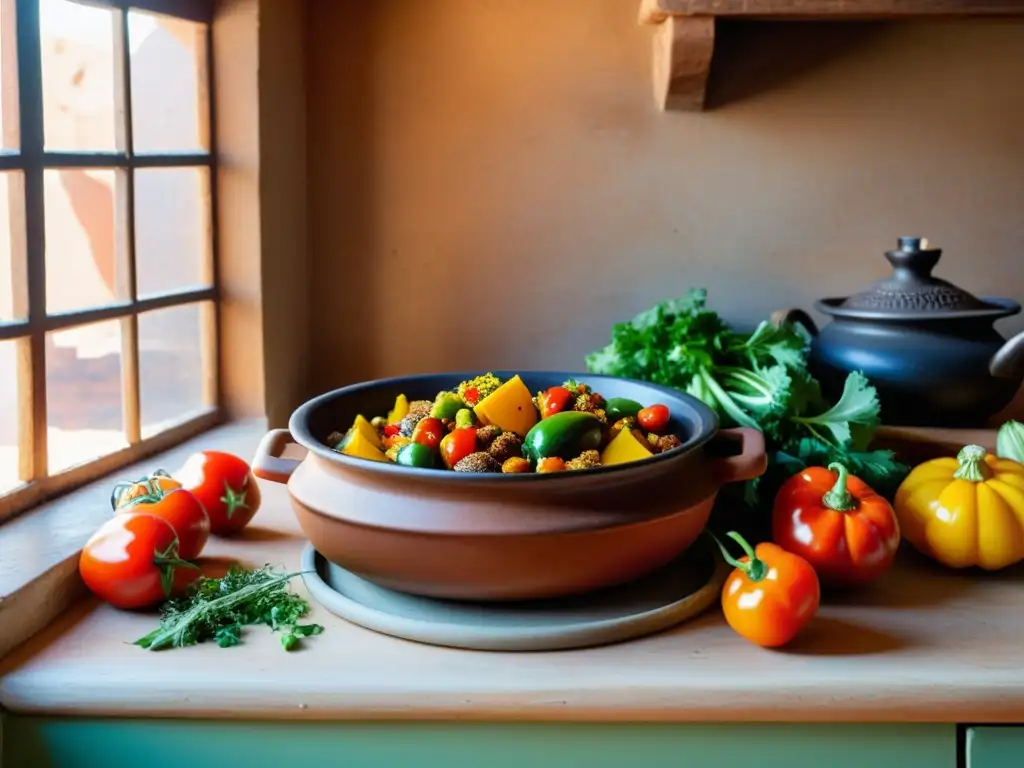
[387,394,409,425]
[601,427,652,467]
[473,374,538,437]
[340,427,388,462]
[351,414,383,449]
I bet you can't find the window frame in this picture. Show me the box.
[0,0,221,523]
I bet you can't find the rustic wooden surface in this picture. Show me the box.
[3,421,1024,723]
[650,0,1024,18]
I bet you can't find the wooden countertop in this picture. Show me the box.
[2,423,1024,723]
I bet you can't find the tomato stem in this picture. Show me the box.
[953,444,992,482]
[708,530,767,582]
[152,539,199,597]
[822,462,858,512]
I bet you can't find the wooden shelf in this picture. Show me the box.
[638,0,1024,111]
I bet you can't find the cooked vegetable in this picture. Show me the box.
[586,289,907,511]
[537,457,567,473]
[996,420,1024,464]
[453,452,502,473]
[600,426,652,467]
[475,425,503,450]
[605,397,643,422]
[894,444,1024,570]
[80,513,200,610]
[502,457,532,473]
[134,564,323,652]
[326,374,677,474]
[338,427,388,462]
[457,373,502,406]
[772,463,900,587]
[169,451,262,537]
[565,450,601,471]
[430,391,465,420]
[712,531,819,648]
[522,411,603,465]
[411,417,445,450]
[537,386,573,419]
[638,404,670,434]
[351,415,383,450]
[395,442,442,469]
[115,484,210,560]
[387,394,410,425]
[455,408,477,429]
[473,374,539,437]
[487,432,523,463]
[440,427,478,469]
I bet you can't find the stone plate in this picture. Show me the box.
[300,535,727,652]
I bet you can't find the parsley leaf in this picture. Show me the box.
[586,290,909,511]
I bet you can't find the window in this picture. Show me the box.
[0,0,217,523]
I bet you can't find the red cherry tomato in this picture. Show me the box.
[79,513,200,609]
[538,386,573,419]
[637,404,671,433]
[441,427,478,469]
[115,483,210,560]
[173,450,262,536]
[412,417,445,450]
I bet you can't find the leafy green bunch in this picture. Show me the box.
[585,288,908,508]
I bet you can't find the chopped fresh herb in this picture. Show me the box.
[586,289,909,516]
[134,564,324,652]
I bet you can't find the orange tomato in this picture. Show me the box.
[80,513,200,609]
[110,469,182,510]
[715,531,820,648]
[772,463,900,587]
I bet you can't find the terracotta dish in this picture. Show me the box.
[253,371,766,601]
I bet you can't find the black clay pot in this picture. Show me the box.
[774,237,1024,428]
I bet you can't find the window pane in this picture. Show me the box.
[139,302,211,438]
[129,11,208,152]
[0,171,25,322]
[0,338,22,495]
[40,0,119,151]
[47,319,126,473]
[0,2,19,150]
[45,168,128,314]
[135,167,211,297]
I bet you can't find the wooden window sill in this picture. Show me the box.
[0,417,267,661]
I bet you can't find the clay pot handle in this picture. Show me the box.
[252,429,304,484]
[707,428,767,485]
[770,308,819,338]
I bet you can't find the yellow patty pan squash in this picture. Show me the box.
[894,444,1024,570]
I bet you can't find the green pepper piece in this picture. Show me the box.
[395,442,442,469]
[430,391,465,420]
[605,397,644,422]
[522,411,603,466]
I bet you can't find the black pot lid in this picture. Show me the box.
[836,236,996,317]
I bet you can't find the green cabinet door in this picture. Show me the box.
[966,727,1024,768]
[2,716,956,768]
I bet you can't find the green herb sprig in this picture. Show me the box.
[134,564,324,652]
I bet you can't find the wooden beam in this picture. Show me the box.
[651,15,715,112]
[648,0,1024,19]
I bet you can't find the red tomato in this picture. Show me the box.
[715,531,819,648]
[411,418,445,450]
[638,404,670,433]
[772,463,900,588]
[173,450,262,536]
[440,427,478,469]
[116,485,210,560]
[79,513,200,609]
[538,386,572,419]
